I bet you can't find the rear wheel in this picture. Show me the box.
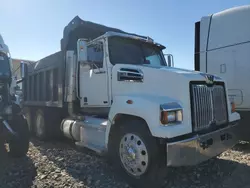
[34,108,63,140]
[109,118,167,188]
[34,109,49,140]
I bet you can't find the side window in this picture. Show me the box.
[87,42,104,69]
[146,54,162,66]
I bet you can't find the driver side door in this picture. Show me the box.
[79,41,110,107]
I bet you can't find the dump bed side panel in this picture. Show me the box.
[23,51,65,108]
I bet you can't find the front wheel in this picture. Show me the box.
[110,119,167,188]
[8,114,30,158]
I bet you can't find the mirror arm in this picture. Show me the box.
[169,54,174,67]
[164,54,174,67]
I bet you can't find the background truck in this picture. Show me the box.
[194,5,250,141]
[0,34,29,158]
[20,16,240,188]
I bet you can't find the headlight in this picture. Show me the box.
[160,102,183,125]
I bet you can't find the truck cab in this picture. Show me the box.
[0,35,12,82]
[0,35,14,115]
[21,16,241,188]
[78,32,172,116]
[0,35,21,104]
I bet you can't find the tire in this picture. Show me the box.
[109,118,167,188]
[35,108,64,140]
[8,114,29,158]
[34,109,49,140]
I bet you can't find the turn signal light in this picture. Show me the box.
[161,111,169,124]
[160,110,182,125]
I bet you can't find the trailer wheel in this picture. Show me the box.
[34,109,48,140]
[110,118,167,188]
[8,114,29,158]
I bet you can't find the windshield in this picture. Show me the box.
[0,52,11,77]
[108,36,167,67]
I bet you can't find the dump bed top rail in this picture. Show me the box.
[60,15,148,52]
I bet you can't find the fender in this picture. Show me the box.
[104,94,187,148]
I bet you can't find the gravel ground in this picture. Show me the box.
[0,139,250,188]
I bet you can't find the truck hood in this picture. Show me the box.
[112,64,224,104]
[140,65,223,82]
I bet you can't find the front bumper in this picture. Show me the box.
[166,121,239,166]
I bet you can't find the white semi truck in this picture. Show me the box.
[20,16,240,187]
[194,5,250,141]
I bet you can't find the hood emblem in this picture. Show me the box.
[205,74,214,85]
[200,73,214,85]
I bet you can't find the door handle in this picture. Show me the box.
[220,64,226,73]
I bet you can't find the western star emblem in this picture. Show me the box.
[205,74,214,84]
[200,73,214,85]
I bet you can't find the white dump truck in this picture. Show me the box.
[0,34,29,158]
[194,5,250,141]
[20,16,240,187]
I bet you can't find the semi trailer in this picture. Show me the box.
[0,34,29,158]
[21,16,240,187]
[194,5,250,141]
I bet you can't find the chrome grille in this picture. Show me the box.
[191,84,228,132]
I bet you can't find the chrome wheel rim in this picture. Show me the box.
[119,133,149,176]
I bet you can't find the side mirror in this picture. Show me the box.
[164,54,174,67]
[20,61,27,79]
[77,38,88,63]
